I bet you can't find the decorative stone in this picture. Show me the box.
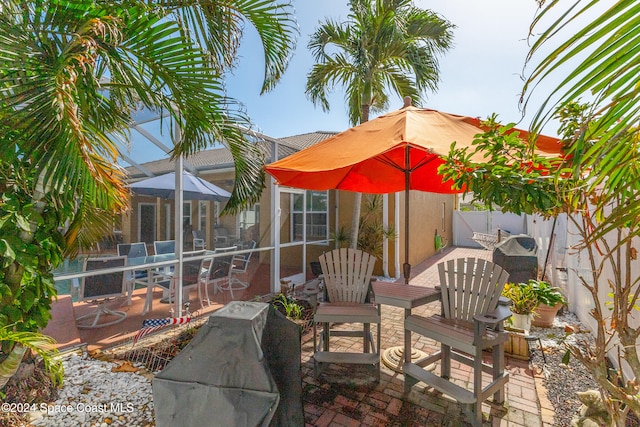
[31,351,154,426]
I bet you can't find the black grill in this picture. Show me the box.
[493,235,539,283]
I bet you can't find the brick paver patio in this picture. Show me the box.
[48,245,552,426]
[301,246,550,427]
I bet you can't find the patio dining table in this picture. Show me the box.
[53,251,218,316]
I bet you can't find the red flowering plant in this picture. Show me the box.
[439,113,568,218]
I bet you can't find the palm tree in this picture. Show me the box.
[306,0,453,248]
[157,0,298,211]
[0,0,295,387]
[0,326,63,389]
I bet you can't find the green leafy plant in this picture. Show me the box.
[441,102,640,423]
[530,280,566,307]
[0,0,296,389]
[356,195,397,259]
[501,282,538,315]
[441,0,640,420]
[330,225,351,249]
[272,293,304,321]
[330,196,396,258]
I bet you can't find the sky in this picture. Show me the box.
[225,0,556,138]
[126,0,568,164]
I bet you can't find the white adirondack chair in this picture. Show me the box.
[313,248,380,380]
[403,257,511,426]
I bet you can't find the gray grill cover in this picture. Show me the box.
[153,302,282,427]
[493,235,539,284]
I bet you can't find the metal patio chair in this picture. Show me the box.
[76,256,128,329]
[224,240,257,299]
[154,240,175,255]
[203,247,236,304]
[117,242,150,305]
[192,230,206,251]
[155,250,208,315]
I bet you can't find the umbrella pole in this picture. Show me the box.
[403,146,411,284]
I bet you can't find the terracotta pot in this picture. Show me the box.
[532,303,562,327]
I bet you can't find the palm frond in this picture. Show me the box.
[221,130,267,214]
[524,0,640,137]
[305,0,453,125]
[523,0,640,238]
[0,327,63,389]
[160,0,298,93]
[306,56,359,114]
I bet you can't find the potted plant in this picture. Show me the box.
[530,280,566,327]
[501,282,538,332]
[271,293,314,336]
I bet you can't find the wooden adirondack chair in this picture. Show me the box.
[313,248,380,380]
[403,257,511,426]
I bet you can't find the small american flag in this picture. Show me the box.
[133,316,191,345]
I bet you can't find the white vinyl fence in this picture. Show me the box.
[452,210,527,248]
[526,213,640,380]
[455,209,640,379]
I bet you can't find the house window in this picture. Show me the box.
[213,201,220,226]
[183,201,192,234]
[199,201,207,231]
[292,191,328,241]
[239,204,259,242]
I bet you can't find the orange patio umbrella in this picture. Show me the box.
[265,100,562,283]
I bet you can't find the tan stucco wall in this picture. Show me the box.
[405,191,454,266]
[121,170,237,252]
[333,190,455,277]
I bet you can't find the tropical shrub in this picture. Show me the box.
[529,280,566,307]
[440,104,640,424]
[0,163,65,334]
[330,195,396,259]
[501,282,538,315]
[0,326,63,391]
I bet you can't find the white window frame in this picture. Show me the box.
[291,190,329,241]
[199,200,207,231]
[183,201,192,228]
[165,203,171,239]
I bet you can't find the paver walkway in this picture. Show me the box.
[301,246,552,426]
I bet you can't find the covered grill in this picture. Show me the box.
[493,235,539,284]
[153,301,304,427]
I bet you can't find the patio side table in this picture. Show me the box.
[371,281,440,372]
